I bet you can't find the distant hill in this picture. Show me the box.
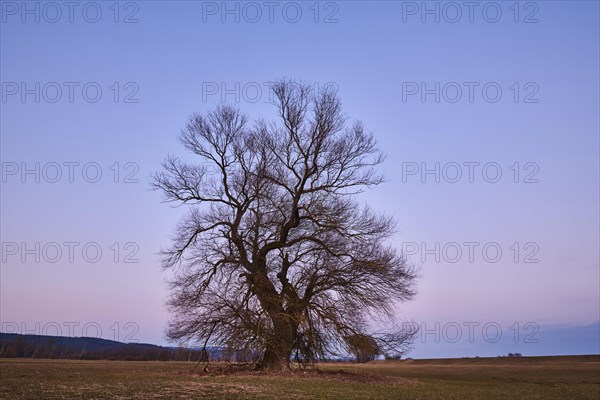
[0,333,357,362]
[0,333,219,361]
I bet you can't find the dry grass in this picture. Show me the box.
[1,355,599,399]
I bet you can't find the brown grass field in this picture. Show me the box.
[1,355,599,399]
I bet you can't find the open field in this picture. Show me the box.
[1,356,599,399]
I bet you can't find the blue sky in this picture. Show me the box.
[1,1,599,358]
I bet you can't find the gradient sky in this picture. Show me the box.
[1,1,598,358]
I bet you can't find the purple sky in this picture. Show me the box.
[1,1,598,358]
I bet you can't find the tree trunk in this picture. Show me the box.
[259,316,296,371]
[251,268,297,370]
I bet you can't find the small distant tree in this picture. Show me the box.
[345,334,380,363]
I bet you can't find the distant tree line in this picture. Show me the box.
[0,334,209,361]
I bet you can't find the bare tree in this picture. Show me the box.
[152,79,417,371]
[345,333,380,363]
